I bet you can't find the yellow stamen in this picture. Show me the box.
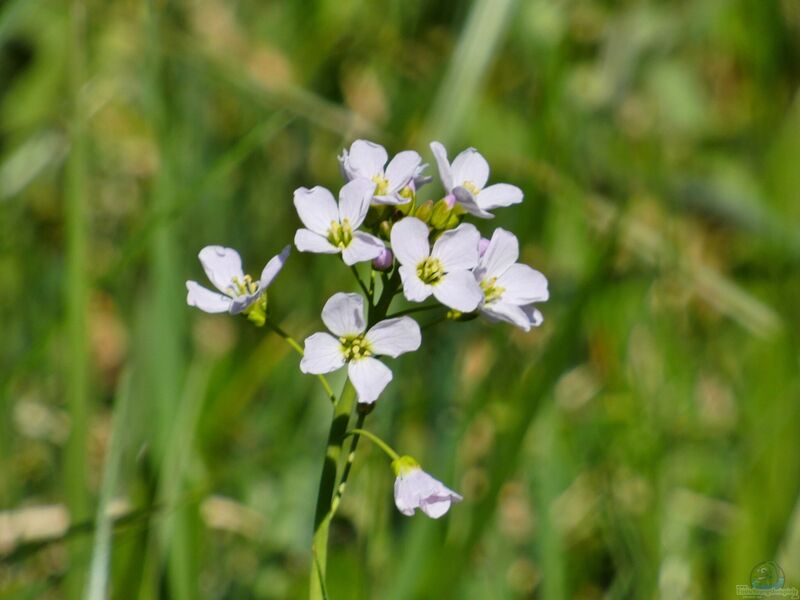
[416,257,445,285]
[328,219,354,249]
[480,276,505,304]
[339,334,373,361]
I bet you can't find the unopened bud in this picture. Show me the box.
[413,200,434,223]
[372,248,394,271]
[478,237,491,257]
[379,220,392,239]
[430,199,453,230]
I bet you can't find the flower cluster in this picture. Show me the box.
[186,139,549,520]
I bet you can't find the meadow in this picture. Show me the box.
[1,0,800,598]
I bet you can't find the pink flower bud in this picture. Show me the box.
[444,193,457,209]
[372,248,394,271]
[478,237,491,257]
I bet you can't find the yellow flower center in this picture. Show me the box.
[229,274,259,297]
[339,334,372,361]
[462,181,481,196]
[328,219,353,249]
[416,257,445,285]
[480,276,505,304]
[372,174,390,196]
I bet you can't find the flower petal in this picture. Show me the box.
[399,265,433,302]
[342,232,385,265]
[476,228,518,279]
[420,491,462,519]
[345,140,388,179]
[229,291,262,315]
[348,357,392,404]
[300,332,346,374]
[394,469,462,518]
[385,150,421,192]
[477,183,523,210]
[413,163,433,189]
[259,245,291,289]
[338,178,375,229]
[481,301,531,331]
[390,217,430,266]
[432,270,483,312]
[522,304,544,327]
[186,281,232,313]
[429,141,453,191]
[372,193,412,206]
[293,186,339,235]
[198,246,244,293]
[431,223,480,272]
[497,264,549,304]
[452,187,495,219]
[365,317,421,358]
[450,147,489,189]
[321,292,366,336]
[294,228,339,254]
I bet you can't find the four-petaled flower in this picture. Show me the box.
[300,293,421,404]
[339,140,422,205]
[391,217,483,312]
[392,456,463,519]
[430,141,523,219]
[186,245,290,318]
[474,228,549,331]
[294,179,385,265]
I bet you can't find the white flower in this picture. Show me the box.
[339,139,422,205]
[392,456,463,519]
[474,228,549,331]
[300,293,421,404]
[430,141,523,219]
[390,217,483,312]
[294,179,385,265]
[186,245,290,314]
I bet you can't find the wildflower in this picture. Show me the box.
[392,456,463,518]
[300,293,421,404]
[339,139,422,205]
[430,141,523,219]
[186,245,290,322]
[474,228,549,331]
[294,179,385,265]
[390,217,483,312]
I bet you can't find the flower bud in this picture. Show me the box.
[478,237,491,257]
[379,220,392,239]
[430,199,453,230]
[413,200,434,223]
[372,248,394,271]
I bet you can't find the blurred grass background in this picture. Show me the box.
[1,0,799,598]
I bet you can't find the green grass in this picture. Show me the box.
[1,0,799,598]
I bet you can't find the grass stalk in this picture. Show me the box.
[64,0,90,597]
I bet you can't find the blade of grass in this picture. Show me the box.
[85,371,133,600]
[64,0,90,597]
[421,0,517,144]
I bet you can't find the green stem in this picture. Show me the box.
[309,381,357,600]
[350,265,371,299]
[266,321,336,404]
[328,412,367,518]
[345,428,400,461]
[386,304,443,319]
[309,267,403,599]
